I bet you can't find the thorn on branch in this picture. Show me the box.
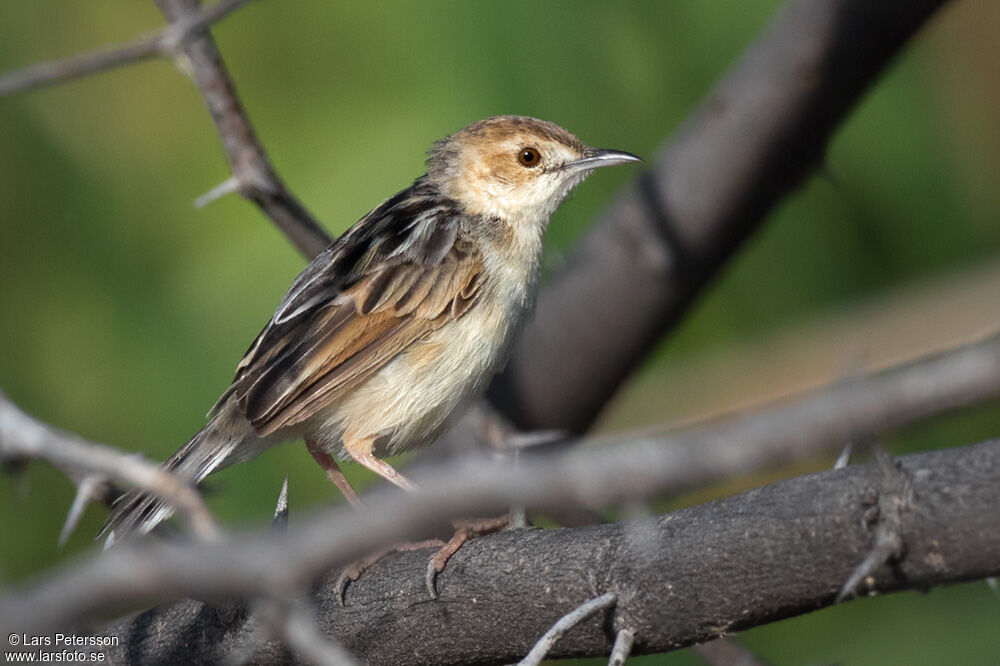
[837,449,909,603]
[518,591,618,666]
[834,442,853,469]
[608,627,635,666]
[59,475,106,547]
[272,477,289,531]
[194,176,242,208]
[155,0,332,260]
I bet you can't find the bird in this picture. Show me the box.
[101,115,640,546]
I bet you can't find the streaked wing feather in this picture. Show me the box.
[238,247,482,436]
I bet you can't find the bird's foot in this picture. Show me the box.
[335,514,514,604]
[425,514,511,598]
[335,538,444,605]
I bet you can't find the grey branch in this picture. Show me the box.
[486,0,950,434]
[608,628,636,666]
[518,592,618,666]
[583,331,1000,496]
[836,449,908,603]
[1,329,997,640]
[0,389,219,542]
[85,440,1000,664]
[154,0,332,259]
[0,0,251,98]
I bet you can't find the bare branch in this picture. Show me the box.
[81,440,1000,664]
[1,329,995,637]
[608,628,635,666]
[0,389,219,542]
[518,592,618,666]
[836,449,907,603]
[154,0,332,259]
[0,0,332,259]
[0,0,254,98]
[585,331,1000,489]
[487,0,950,434]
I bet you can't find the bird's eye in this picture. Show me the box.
[518,147,541,168]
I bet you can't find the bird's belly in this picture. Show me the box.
[312,300,516,459]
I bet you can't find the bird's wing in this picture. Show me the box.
[217,180,483,437]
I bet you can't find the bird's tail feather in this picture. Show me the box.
[99,404,254,546]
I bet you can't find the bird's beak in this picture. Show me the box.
[561,147,642,173]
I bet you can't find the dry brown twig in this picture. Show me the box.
[153,0,332,258]
[0,0,332,259]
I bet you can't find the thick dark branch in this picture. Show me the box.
[487,0,950,433]
[104,440,1000,664]
[153,0,332,259]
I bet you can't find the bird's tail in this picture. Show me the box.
[99,403,256,547]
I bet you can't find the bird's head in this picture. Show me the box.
[427,115,640,225]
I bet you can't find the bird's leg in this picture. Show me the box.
[306,438,363,509]
[342,433,417,491]
[334,433,508,603]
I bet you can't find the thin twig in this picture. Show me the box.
[0,0,253,98]
[155,0,332,259]
[608,628,635,666]
[0,389,219,542]
[518,592,617,666]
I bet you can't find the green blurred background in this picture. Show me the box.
[1,1,999,664]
